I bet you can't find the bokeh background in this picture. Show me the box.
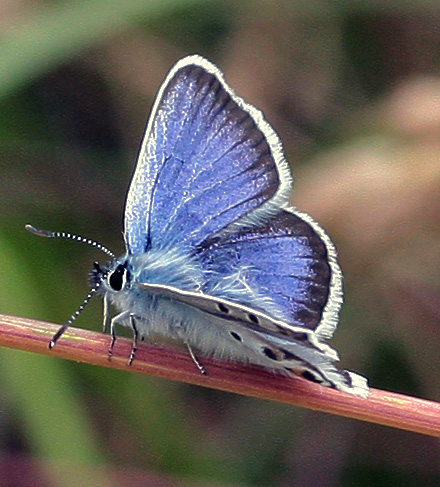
[1,1,440,486]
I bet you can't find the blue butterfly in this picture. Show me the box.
[27,55,369,397]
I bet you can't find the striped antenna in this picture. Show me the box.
[25,224,116,258]
[49,284,102,348]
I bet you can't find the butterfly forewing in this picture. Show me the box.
[124,56,291,255]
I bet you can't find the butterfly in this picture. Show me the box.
[27,55,369,397]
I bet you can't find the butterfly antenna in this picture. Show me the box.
[49,284,102,348]
[25,224,116,258]
[26,224,114,347]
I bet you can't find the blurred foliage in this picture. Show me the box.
[1,0,439,486]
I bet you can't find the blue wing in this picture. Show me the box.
[124,55,292,255]
[196,208,343,341]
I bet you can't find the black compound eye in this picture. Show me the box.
[108,264,127,291]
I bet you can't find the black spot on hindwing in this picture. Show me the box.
[262,347,278,361]
[230,331,242,341]
[217,302,229,314]
[247,313,259,325]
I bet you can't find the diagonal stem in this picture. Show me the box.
[0,312,439,438]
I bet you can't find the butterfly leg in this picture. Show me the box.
[128,314,139,366]
[108,325,116,361]
[102,296,110,333]
[184,342,206,375]
[107,310,130,360]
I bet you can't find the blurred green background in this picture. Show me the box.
[1,1,440,486]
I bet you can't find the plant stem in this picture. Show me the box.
[0,313,439,437]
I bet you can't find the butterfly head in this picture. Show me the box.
[90,259,132,295]
[25,224,124,345]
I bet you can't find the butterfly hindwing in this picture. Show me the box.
[197,208,342,341]
[137,281,368,397]
[124,55,292,255]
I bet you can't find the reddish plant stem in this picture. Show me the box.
[0,313,439,437]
